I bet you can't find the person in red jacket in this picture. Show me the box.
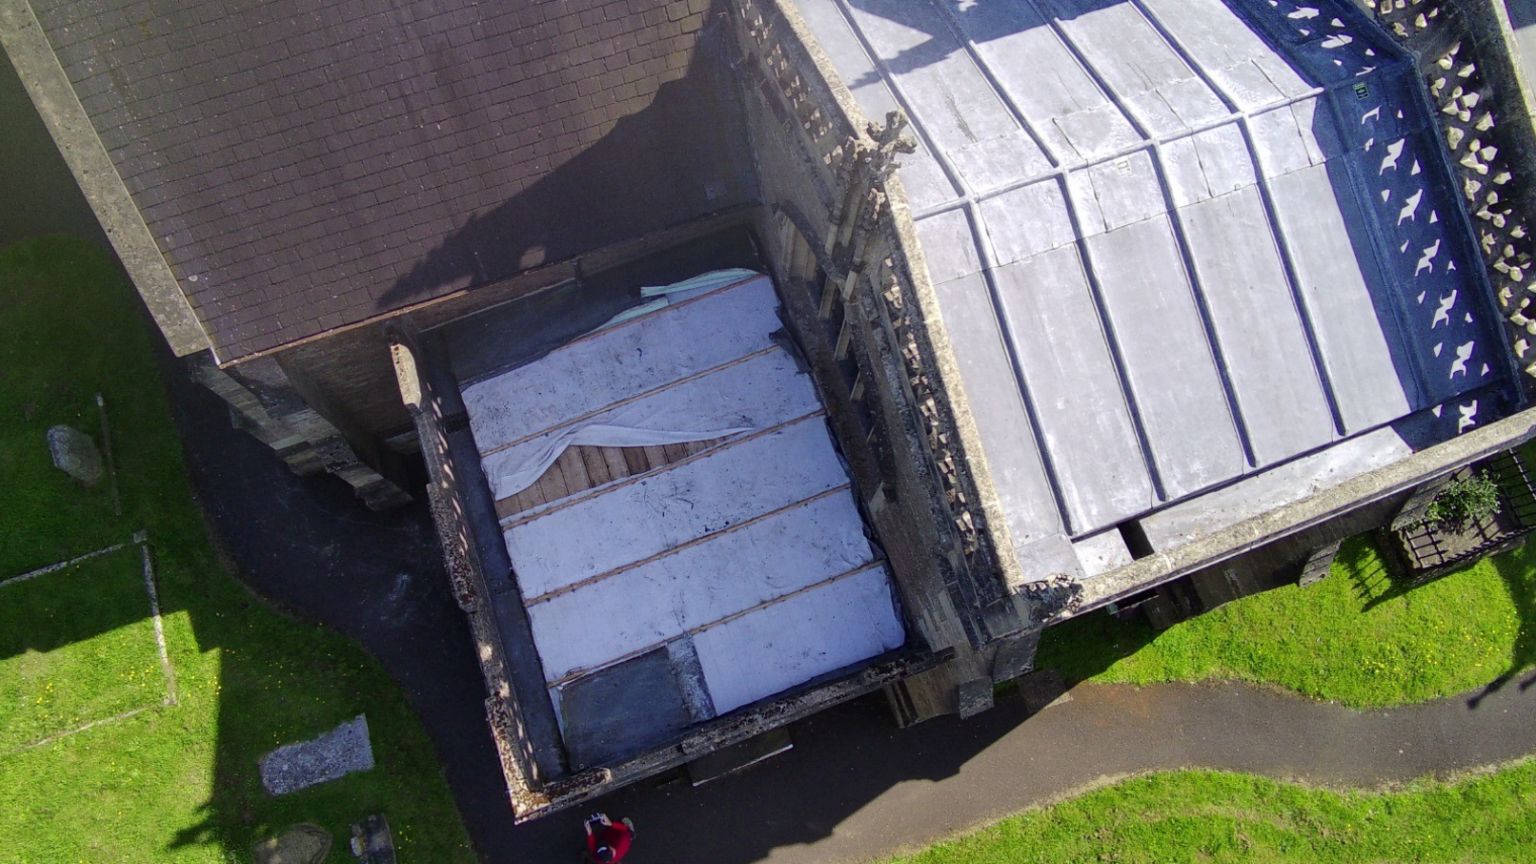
[584,812,634,862]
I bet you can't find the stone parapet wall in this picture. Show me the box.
[728,0,1034,657]
[1367,0,1536,392]
[387,333,549,817]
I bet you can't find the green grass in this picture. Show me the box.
[1038,533,1536,707]
[0,546,165,753]
[0,237,475,863]
[887,760,1536,864]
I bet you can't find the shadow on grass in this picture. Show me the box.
[1345,535,1412,613]
[156,377,482,862]
[1470,547,1536,707]
[0,236,475,862]
[1289,529,1536,710]
[1033,609,1158,686]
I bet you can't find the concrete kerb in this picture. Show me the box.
[1,531,179,754]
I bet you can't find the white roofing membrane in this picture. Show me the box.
[460,275,904,720]
[796,0,1506,579]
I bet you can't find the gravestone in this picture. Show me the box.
[46,425,102,485]
[349,814,396,864]
[251,823,331,864]
[259,715,375,795]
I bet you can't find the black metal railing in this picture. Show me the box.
[1393,448,1536,581]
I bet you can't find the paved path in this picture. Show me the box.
[162,353,1536,864]
[608,677,1536,864]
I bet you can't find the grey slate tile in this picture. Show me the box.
[29,0,747,358]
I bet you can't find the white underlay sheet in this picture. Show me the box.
[527,494,879,681]
[504,416,851,597]
[460,273,906,718]
[694,565,905,714]
[595,267,763,330]
[461,275,783,451]
[480,349,820,501]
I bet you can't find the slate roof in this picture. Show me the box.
[32,0,753,360]
[797,0,1511,579]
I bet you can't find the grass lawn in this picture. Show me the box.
[0,237,475,862]
[0,546,164,754]
[1038,529,1536,708]
[887,760,1536,864]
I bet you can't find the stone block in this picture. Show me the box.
[956,676,994,719]
[990,628,1041,683]
[1299,539,1343,588]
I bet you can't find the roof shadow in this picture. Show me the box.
[373,8,757,313]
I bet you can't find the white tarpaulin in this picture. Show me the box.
[462,273,780,452]
[595,267,763,330]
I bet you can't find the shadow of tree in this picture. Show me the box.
[1469,549,1536,707]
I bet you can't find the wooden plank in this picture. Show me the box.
[643,445,668,470]
[522,480,547,508]
[602,446,632,481]
[580,445,612,487]
[558,448,592,494]
[662,443,689,463]
[537,459,570,503]
[516,489,540,516]
[623,446,650,475]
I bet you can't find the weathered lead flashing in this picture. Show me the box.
[0,0,209,357]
